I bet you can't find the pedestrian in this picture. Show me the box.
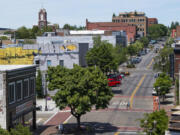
[59,124,64,134]
[127,101,130,109]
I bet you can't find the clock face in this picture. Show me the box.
[40,14,43,21]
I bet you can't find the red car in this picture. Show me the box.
[108,78,121,87]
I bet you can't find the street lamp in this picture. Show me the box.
[45,74,48,111]
[144,120,157,135]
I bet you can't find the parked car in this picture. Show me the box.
[108,78,121,87]
[107,74,122,81]
[152,88,157,95]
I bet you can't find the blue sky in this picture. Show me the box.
[1,0,180,29]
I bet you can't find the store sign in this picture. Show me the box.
[16,100,33,114]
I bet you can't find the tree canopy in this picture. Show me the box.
[140,110,168,135]
[148,24,168,40]
[63,24,85,30]
[170,21,179,30]
[153,46,173,73]
[0,124,32,135]
[86,36,118,73]
[153,73,172,101]
[47,65,113,128]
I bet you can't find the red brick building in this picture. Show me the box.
[148,18,158,27]
[176,26,180,38]
[86,19,136,43]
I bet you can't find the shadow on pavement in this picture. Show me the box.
[61,122,118,135]
[33,125,57,135]
[112,89,123,94]
[160,100,174,105]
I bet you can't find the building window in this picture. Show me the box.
[8,82,15,104]
[59,60,64,67]
[16,80,22,101]
[29,77,35,96]
[47,60,51,67]
[23,79,29,98]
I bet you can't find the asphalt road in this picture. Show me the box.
[66,46,159,135]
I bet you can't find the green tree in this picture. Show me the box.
[153,73,172,101]
[47,65,113,129]
[0,36,8,40]
[127,44,137,56]
[112,45,128,65]
[16,26,30,39]
[139,37,149,48]
[63,24,85,30]
[0,127,10,135]
[86,37,118,74]
[36,70,43,98]
[140,110,168,135]
[153,46,173,73]
[10,124,32,135]
[148,24,168,40]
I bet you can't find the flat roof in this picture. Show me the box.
[70,30,105,35]
[0,65,35,71]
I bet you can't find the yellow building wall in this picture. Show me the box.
[0,47,38,65]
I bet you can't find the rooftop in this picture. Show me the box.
[70,30,105,35]
[0,65,35,71]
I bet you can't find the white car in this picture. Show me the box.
[152,88,157,95]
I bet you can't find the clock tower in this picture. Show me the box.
[38,8,47,29]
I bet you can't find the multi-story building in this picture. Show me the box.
[176,26,180,38]
[86,19,136,44]
[0,65,36,130]
[148,18,158,27]
[112,11,148,37]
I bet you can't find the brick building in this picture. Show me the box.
[148,18,158,27]
[112,11,148,37]
[86,19,136,44]
[176,26,180,38]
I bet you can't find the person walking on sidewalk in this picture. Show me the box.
[127,101,130,110]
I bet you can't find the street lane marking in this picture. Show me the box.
[130,74,146,109]
[146,58,154,69]
[63,115,72,124]
[36,118,42,123]
[43,111,59,125]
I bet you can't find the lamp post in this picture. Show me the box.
[45,74,48,111]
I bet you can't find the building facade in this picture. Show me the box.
[112,11,148,37]
[86,19,136,44]
[0,65,36,130]
[148,18,158,27]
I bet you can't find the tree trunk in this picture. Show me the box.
[76,116,81,130]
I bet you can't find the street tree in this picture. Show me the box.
[148,24,168,40]
[153,73,172,101]
[47,65,113,129]
[0,127,10,135]
[36,70,44,98]
[139,37,149,48]
[112,45,128,65]
[86,37,118,74]
[153,46,173,73]
[10,124,32,135]
[140,109,168,135]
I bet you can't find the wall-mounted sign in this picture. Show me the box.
[60,44,77,51]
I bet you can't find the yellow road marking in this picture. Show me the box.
[146,58,154,69]
[114,131,120,135]
[130,74,146,108]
